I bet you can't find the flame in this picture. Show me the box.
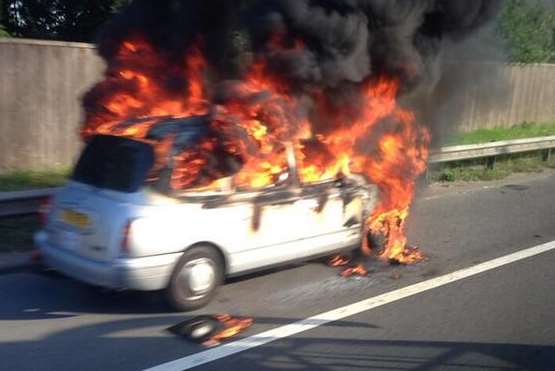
[340,264,369,278]
[203,314,254,347]
[328,255,351,267]
[82,39,208,140]
[83,36,430,264]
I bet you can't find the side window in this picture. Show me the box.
[233,144,290,192]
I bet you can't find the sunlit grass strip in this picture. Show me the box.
[0,168,69,192]
[445,122,555,146]
[430,152,555,182]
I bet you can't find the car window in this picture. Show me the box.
[72,135,154,193]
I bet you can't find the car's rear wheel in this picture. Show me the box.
[165,245,224,312]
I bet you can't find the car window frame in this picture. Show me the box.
[161,141,358,203]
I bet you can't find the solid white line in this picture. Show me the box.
[145,240,555,371]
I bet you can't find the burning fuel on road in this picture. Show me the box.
[82,0,501,263]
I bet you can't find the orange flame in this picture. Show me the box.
[340,264,369,278]
[328,255,351,267]
[83,36,430,264]
[82,39,208,140]
[203,314,254,347]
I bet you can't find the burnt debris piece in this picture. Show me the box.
[340,264,369,278]
[167,314,254,346]
[328,255,351,267]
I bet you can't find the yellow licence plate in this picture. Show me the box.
[61,209,91,229]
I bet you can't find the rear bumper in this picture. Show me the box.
[34,231,182,291]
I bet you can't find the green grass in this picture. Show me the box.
[0,215,40,253]
[430,152,555,183]
[445,122,555,146]
[0,168,69,192]
[433,122,555,183]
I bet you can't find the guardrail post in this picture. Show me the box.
[542,149,552,162]
[486,156,496,170]
[424,163,440,184]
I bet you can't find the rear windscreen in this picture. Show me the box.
[72,135,155,193]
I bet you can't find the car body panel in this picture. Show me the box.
[36,230,181,290]
[46,181,143,263]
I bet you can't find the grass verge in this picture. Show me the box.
[0,215,39,253]
[435,122,555,182]
[445,122,555,146]
[430,152,555,183]
[0,168,69,192]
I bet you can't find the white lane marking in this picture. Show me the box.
[145,240,555,371]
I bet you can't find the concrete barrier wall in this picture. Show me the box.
[0,39,554,172]
[0,39,105,172]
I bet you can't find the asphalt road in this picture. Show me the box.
[1,171,555,371]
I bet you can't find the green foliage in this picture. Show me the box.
[0,168,69,192]
[111,0,132,12]
[432,153,555,183]
[445,122,555,146]
[499,0,555,63]
[0,0,8,37]
[434,122,555,182]
[0,24,8,37]
[2,0,131,42]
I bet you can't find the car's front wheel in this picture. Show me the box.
[165,245,224,312]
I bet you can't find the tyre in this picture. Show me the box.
[367,231,387,256]
[165,245,224,312]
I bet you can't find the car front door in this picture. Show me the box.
[292,179,365,256]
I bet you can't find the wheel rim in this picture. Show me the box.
[178,258,216,300]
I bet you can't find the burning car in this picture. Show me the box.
[32,0,500,312]
[35,115,378,311]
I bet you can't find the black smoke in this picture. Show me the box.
[86,0,503,149]
[96,0,500,90]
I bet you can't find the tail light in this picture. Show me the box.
[38,196,53,226]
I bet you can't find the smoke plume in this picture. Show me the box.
[88,0,501,109]
[82,0,503,262]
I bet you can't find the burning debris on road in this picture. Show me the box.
[328,254,370,278]
[328,254,369,277]
[82,0,501,263]
[327,255,351,267]
[340,264,370,278]
[168,314,254,347]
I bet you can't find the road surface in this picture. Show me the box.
[1,171,554,371]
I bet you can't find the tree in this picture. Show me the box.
[2,0,131,42]
[0,0,9,37]
[499,0,555,63]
